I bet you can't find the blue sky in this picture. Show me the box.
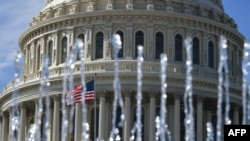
[0,0,249,92]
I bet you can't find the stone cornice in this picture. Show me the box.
[19,10,244,52]
[0,61,242,109]
[39,0,225,25]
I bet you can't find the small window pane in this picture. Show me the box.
[155,32,164,59]
[175,34,183,61]
[62,37,68,63]
[135,31,144,58]
[193,37,199,65]
[96,32,104,59]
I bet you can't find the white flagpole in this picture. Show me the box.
[94,73,97,141]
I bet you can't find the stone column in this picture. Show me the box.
[168,104,175,136]
[146,27,154,59]
[123,91,131,141]
[25,48,29,75]
[19,104,27,141]
[1,112,8,141]
[206,110,212,122]
[30,44,34,73]
[125,25,133,59]
[149,93,156,141]
[123,92,131,141]
[174,94,180,141]
[104,25,112,60]
[85,27,93,61]
[98,93,106,140]
[35,44,39,71]
[52,96,60,141]
[233,105,239,124]
[196,97,203,141]
[9,110,12,141]
[74,103,82,141]
[34,99,42,140]
[167,29,174,60]
[202,34,207,66]
[34,99,39,124]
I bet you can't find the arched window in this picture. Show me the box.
[77,34,85,60]
[116,31,124,58]
[48,41,53,66]
[78,34,85,43]
[175,34,183,61]
[62,37,68,63]
[208,41,214,68]
[193,37,199,65]
[135,31,144,58]
[155,32,164,59]
[95,32,104,59]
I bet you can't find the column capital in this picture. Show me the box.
[53,95,61,102]
[123,89,133,97]
[34,98,39,105]
[1,111,8,118]
[196,96,204,103]
[19,102,27,109]
[174,93,181,100]
[232,103,240,110]
[148,91,158,98]
[97,90,108,98]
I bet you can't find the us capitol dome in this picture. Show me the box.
[0,0,245,141]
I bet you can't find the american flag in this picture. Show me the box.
[66,80,95,105]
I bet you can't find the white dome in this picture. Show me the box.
[44,0,72,9]
[43,0,223,11]
[195,0,223,11]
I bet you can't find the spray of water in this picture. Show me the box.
[39,56,51,141]
[61,41,78,141]
[60,38,90,141]
[76,38,91,141]
[61,55,69,141]
[136,45,144,141]
[156,54,171,141]
[109,34,125,141]
[10,51,22,141]
[242,42,250,124]
[206,122,214,141]
[217,35,231,141]
[129,46,144,141]
[32,56,50,141]
[6,35,246,141]
[183,37,195,141]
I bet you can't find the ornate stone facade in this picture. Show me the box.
[0,0,245,141]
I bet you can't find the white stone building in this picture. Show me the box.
[0,0,245,141]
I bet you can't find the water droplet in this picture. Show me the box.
[70,64,75,69]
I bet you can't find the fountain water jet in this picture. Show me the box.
[129,45,144,141]
[5,36,250,141]
[39,56,51,141]
[157,53,171,141]
[10,51,22,141]
[109,34,125,141]
[216,36,231,141]
[183,37,195,141]
[242,42,250,125]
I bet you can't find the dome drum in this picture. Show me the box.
[0,1,246,141]
[30,0,234,28]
